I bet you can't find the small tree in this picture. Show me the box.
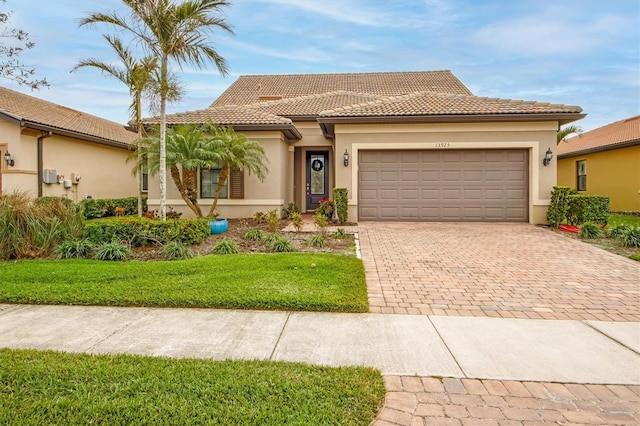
[0,0,48,89]
[557,125,582,144]
[206,126,269,218]
[137,124,216,218]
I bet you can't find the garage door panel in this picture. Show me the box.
[359,149,528,222]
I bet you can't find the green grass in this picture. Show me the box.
[0,349,385,425]
[608,214,640,227]
[0,253,368,312]
[629,254,640,262]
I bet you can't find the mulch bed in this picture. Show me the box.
[131,218,356,261]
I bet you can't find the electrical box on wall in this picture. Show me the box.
[43,169,57,184]
[63,179,72,189]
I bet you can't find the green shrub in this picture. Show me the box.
[314,212,329,234]
[161,241,194,260]
[268,209,280,233]
[244,229,264,241]
[211,240,239,255]
[268,237,295,253]
[95,241,131,261]
[290,212,303,232]
[546,186,575,227]
[629,254,640,262]
[84,217,209,247]
[80,197,147,219]
[0,192,84,260]
[262,233,279,244]
[333,188,348,224]
[607,224,631,239]
[308,234,326,248]
[253,211,267,224]
[283,202,300,219]
[333,228,348,239]
[56,239,93,259]
[620,227,640,248]
[566,195,610,225]
[579,222,604,239]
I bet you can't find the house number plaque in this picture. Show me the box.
[435,142,451,148]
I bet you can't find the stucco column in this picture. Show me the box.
[287,145,295,203]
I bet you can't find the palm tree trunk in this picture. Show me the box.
[170,166,202,217]
[159,55,168,221]
[136,93,143,218]
[207,165,230,217]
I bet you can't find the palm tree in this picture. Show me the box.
[557,124,583,144]
[137,124,215,217]
[206,126,268,218]
[72,34,158,217]
[79,0,233,220]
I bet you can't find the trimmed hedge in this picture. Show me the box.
[84,217,210,246]
[333,188,348,224]
[546,186,575,228]
[566,194,610,225]
[81,197,147,219]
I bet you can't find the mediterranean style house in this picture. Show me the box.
[557,115,639,212]
[145,70,584,224]
[0,87,138,202]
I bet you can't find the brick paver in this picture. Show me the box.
[374,376,640,425]
[358,222,640,321]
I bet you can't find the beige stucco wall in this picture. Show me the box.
[558,145,640,212]
[0,119,137,201]
[333,121,560,224]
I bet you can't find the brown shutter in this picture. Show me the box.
[229,168,244,199]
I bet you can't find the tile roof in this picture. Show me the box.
[211,70,473,107]
[244,91,381,117]
[145,105,294,125]
[319,91,583,117]
[557,115,640,157]
[0,86,136,147]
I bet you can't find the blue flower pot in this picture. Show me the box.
[210,218,228,234]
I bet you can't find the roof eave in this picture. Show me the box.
[317,113,586,137]
[558,139,640,158]
[231,123,302,141]
[19,121,133,149]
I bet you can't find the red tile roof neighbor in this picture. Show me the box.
[211,70,473,107]
[0,86,137,147]
[557,115,640,157]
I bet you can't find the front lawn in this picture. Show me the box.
[0,349,385,425]
[0,253,368,312]
[608,214,640,227]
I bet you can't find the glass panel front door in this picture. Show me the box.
[306,151,329,210]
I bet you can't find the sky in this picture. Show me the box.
[2,0,639,132]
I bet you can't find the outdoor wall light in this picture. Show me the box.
[542,147,553,166]
[343,149,349,167]
[3,150,14,167]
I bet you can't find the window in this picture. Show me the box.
[200,167,228,199]
[200,167,244,199]
[141,164,148,192]
[577,160,587,191]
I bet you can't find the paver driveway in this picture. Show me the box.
[358,222,640,321]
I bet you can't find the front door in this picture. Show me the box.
[306,151,329,211]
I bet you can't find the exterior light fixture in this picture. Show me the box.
[542,147,553,166]
[3,150,14,167]
[343,149,349,167]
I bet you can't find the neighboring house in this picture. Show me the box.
[0,87,139,202]
[557,115,640,212]
[145,70,584,223]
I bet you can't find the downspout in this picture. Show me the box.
[37,131,53,197]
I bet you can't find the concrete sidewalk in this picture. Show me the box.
[1,304,638,385]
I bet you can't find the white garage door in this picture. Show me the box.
[358,149,529,221]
